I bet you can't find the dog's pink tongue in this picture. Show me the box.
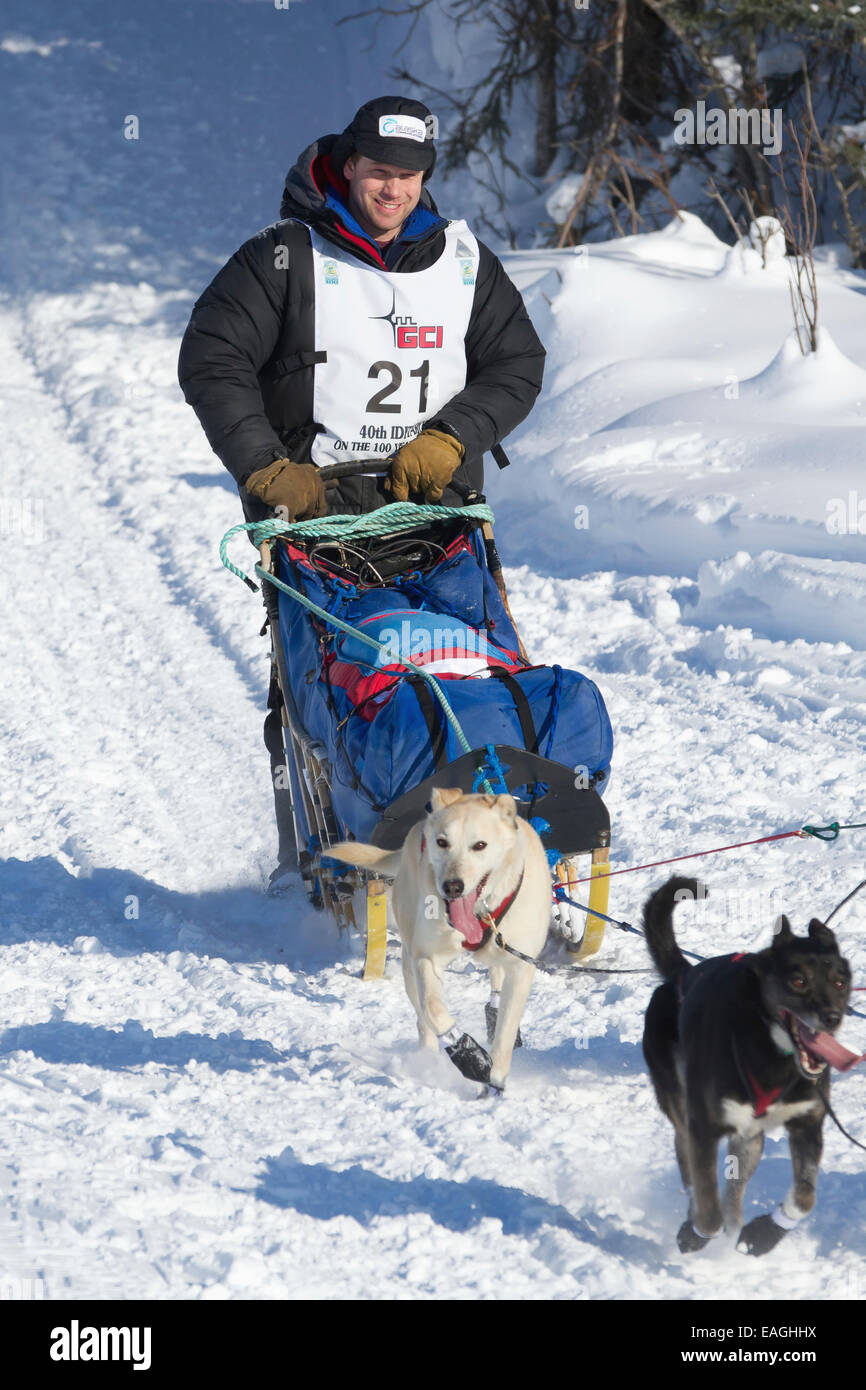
[446,888,484,946]
[802,1027,863,1072]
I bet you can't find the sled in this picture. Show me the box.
[252,461,613,979]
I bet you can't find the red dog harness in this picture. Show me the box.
[466,870,525,952]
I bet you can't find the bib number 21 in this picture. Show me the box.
[366,360,430,414]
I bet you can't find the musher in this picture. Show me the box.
[178,95,546,888]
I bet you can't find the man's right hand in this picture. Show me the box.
[244,459,327,521]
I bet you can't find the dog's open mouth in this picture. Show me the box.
[445,875,490,948]
[780,1010,859,1076]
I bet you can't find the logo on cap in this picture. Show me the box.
[378,114,427,143]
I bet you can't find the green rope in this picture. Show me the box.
[219,504,499,794]
[802,821,866,842]
[219,502,494,586]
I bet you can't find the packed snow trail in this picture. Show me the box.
[1,1,865,1301]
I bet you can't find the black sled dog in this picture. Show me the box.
[642,876,855,1256]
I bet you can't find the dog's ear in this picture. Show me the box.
[807,917,838,949]
[772,914,793,947]
[495,793,518,822]
[431,787,463,811]
[745,948,770,977]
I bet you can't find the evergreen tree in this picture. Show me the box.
[346,0,866,259]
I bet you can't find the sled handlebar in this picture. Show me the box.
[318,459,481,505]
[318,460,390,481]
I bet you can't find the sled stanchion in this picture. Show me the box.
[259,534,308,880]
[480,520,530,664]
[363,878,388,981]
[575,844,611,961]
[557,843,610,961]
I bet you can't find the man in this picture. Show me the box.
[178,95,545,887]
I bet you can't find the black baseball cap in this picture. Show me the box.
[336,96,437,175]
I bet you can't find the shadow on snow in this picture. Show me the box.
[256,1144,659,1257]
[0,853,349,971]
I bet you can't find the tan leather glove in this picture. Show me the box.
[244,459,327,521]
[385,428,464,503]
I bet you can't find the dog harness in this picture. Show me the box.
[743,1068,786,1117]
[677,953,802,1118]
[469,869,525,952]
[728,953,791,1113]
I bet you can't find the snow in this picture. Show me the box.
[546,172,585,227]
[838,119,866,146]
[693,549,866,646]
[711,53,744,95]
[1,1,865,1304]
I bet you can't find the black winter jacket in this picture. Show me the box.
[177,135,546,520]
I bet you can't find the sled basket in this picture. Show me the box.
[231,469,614,977]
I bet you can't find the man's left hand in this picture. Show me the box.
[385,428,464,503]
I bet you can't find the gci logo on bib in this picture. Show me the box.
[370,287,444,349]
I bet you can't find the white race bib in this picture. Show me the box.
[308,221,478,467]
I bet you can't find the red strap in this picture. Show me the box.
[565,829,805,886]
[747,1069,784,1117]
[461,926,493,954]
[484,880,521,927]
[464,874,524,950]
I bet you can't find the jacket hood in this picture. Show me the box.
[279,134,444,266]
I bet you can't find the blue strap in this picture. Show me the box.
[529,816,562,869]
[472,744,510,794]
[544,665,563,758]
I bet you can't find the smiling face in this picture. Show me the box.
[342,153,424,244]
[423,789,521,947]
[759,917,852,1077]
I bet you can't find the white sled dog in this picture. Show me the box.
[329,788,551,1096]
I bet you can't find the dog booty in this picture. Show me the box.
[677,1220,716,1254]
[439,1026,492,1083]
[737,1212,791,1257]
[484,1000,523,1048]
